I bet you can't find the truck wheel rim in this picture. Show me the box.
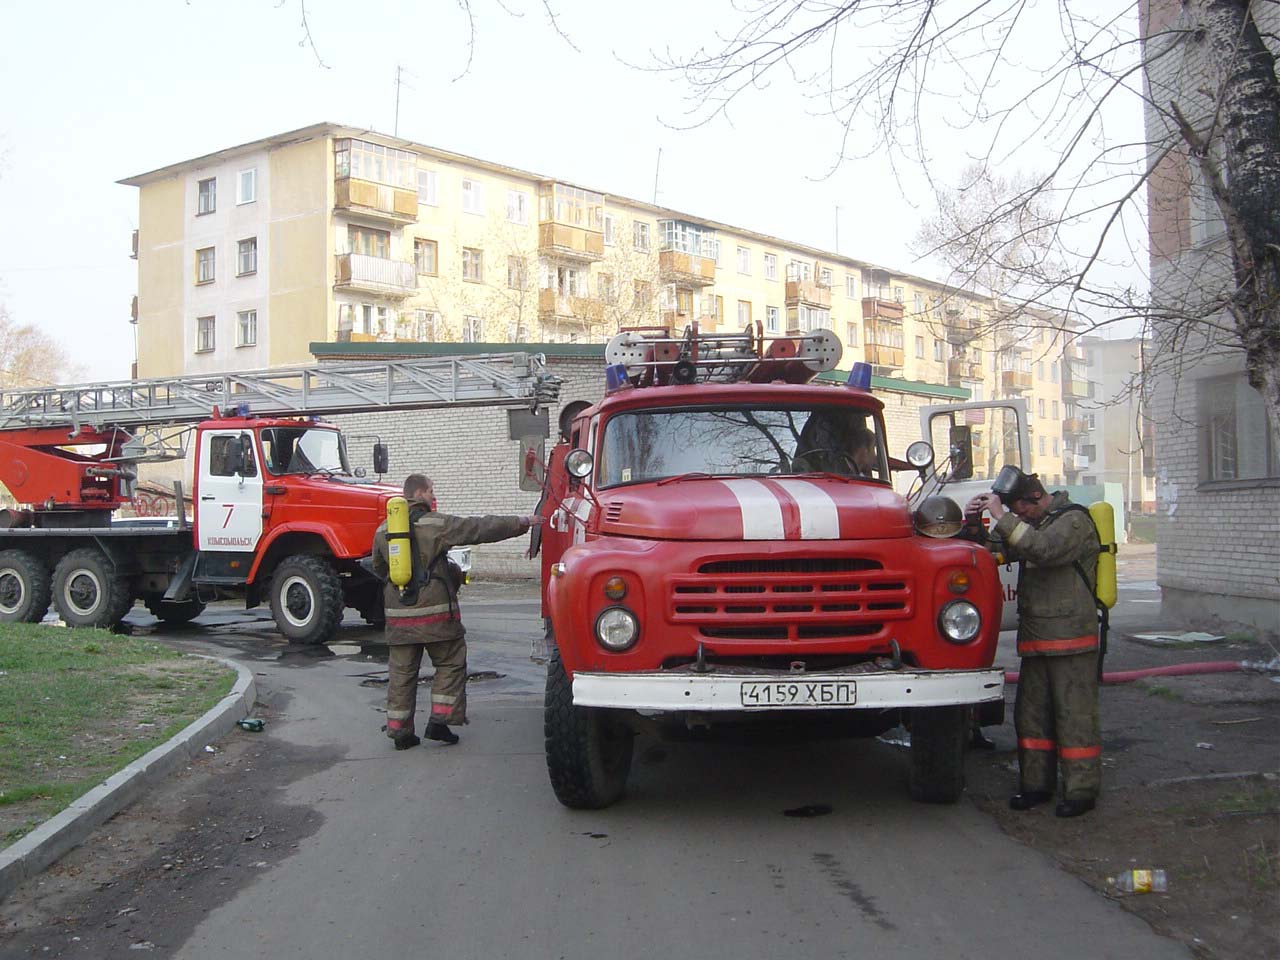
[64,569,103,617]
[0,568,24,615]
[280,575,315,628]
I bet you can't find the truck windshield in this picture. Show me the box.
[260,427,350,476]
[598,405,886,487]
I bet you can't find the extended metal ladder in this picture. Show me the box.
[0,354,562,432]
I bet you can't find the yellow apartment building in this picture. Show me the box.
[120,122,1076,481]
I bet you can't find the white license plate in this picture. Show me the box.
[739,680,857,708]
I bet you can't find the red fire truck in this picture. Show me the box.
[535,326,1005,808]
[0,355,559,643]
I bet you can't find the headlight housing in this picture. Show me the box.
[938,599,981,643]
[914,495,964,538]
[595,606,639,651]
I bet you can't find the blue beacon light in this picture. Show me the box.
[605,363,633,394]
[846,362,873,391]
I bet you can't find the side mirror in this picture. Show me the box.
[373,442,389,475]
[225,436,246,476]
[947,425,974,481]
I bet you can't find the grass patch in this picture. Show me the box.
[0,622,235,845]
[1143,683,1184,701]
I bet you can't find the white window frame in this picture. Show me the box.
[846,322,858,346]
[914,293,925,314]
[737,300,751,326]
[417,170,438,206]
[462,247,483,282]
[915,336,925,358]
[845,276,857,299]
[766,305,780,333]
[932,339,944,362]
[633,221,651,252]
[196,246,215,284]
[764,253,777,280]
[463,315,483,343]
[818,267,833,287]
[462,178,485,215]
[236,237,257,277]
[415,238,438,276]
[236,309,257,347]
[736,246,751,275]
[603,214,616,246]
[197,177,216,216]
[506,189,529,225]
[236,169,256,205]
[195,315,215,353]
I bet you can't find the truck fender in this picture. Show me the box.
[246,523,347,583]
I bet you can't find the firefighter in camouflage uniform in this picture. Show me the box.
[372,474,536,750]
[967,469,1102,818]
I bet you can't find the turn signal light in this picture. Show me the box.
[603,576,627,600]
[947,571,971,594]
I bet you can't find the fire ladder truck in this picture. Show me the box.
[0,354,560,642]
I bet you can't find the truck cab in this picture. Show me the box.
[537,327,1005,809]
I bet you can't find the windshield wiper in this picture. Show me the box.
[655,472,716,486]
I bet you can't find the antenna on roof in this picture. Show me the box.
[652,147,662,205]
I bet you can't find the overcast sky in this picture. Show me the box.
[0,0,1146,384]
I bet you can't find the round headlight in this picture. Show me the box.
[595,606,639,651]
[938,600,981,643]
[565,448,594,479]
[914,495,964,538]
[905,441,934,469]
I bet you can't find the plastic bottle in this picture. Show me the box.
[1107,869,1168,894]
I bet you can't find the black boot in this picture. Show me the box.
[1055,795,1096,818]
[970,727,997,750]
[1009,790,1054,811]
[384,719,420,751]
[392,732,421,751]
[425,720,460,745]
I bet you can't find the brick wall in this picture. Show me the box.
[1142,1,1280,636]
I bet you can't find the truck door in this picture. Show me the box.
[195,430,264,553]
[917,399,1030,630]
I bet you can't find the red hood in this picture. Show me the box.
[595,477,912,542]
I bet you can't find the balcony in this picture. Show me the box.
[334,177,418,224]
[786,279,832,308]
[538,289,604,323]
[659,249,716,287]
[130,229,139,260]
[861,297,904,321]
[1001,370,1033,392]
[947,358,983,382]
[1063,451,1090,472]
[1063,416,1088,435]
[1062,376,1090,399]
[334,253,417,298]
[866,344,904,368]
[538,222,604,262]
[945,315,978,344]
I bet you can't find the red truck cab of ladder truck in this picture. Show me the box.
[536,324,1004,809]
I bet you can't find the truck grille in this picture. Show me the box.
[669,556,912,642]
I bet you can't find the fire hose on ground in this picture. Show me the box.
[1004,658,1280,685]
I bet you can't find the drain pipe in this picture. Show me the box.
[1004,658,1280,685]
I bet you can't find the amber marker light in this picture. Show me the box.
[603,576,627,600]
[947,571,971,594]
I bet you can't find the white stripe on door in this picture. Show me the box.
[772,479,841,539]
[718,479,785,540]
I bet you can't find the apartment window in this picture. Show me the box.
[1052,437,1060,456]
[348,225,390,258]
[462,178,485,215]
[463,315,483,343]
[1037,361,1045,380]
[915,336,924,358]
[766,305,780,333]
[791,305,829,331]
[973,347,982,365]
[236,309,257,347]
[633,221,651,252]
[1052,400,1060,419]
[1036,399,1045,418]
[846,322,858,347]
[764,253,777,280]
[912,293,924,315]
[195,315,215,353]
[737,300,752,326]
[1200,375,1279,481]
[932,297,942,320]
[1039,436,1047,456]
[507,321,529,342]
[237,169,256,205]
[1051,361,1059,383]
[845,276,857,299]
[196,246,215,284]
[894,286,905,303]
[737,246,751,275]
[197,178,216,215]
[603,214,615,246]
[598,274,615,303]
[633,280,652,307]
[972,383,984,402]
[507,256,527,290]
[787,260,811,282]
[417,170,438,206]
[410,309,438,340]
[462,247,483,282]
[506,189,530,225]
[971,304,981,320]
[415,238,438,275]
[358,304,374,335]
[236,237,257,276]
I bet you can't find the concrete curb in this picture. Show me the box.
[0,655,256,901]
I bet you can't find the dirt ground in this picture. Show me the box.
[967,544,1280,960]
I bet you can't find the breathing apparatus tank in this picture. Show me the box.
[385,496,413,590]
[1089,500,1118,609]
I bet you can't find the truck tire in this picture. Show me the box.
[0,550,52,623]
[269,555,344,644]
[52,548,133,629]
[908,704,968,804]
[544,651,633,809]
[145,597,207,625]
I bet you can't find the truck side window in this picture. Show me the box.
[209,435,258,478]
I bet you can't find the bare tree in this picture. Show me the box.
[0,304,82,390]
[656,2,1280,437]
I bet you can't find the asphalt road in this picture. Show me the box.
[13,555,1187,960]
